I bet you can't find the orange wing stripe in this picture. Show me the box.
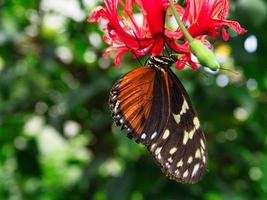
[117,67,155,136]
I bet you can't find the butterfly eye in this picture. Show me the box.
[109,56,207,184]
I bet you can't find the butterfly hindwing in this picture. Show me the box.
[147,68,207,183]
[109,56,207,183]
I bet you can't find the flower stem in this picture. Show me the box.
[169,0,220,71]
[169,0,193,43]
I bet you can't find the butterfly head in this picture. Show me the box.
[147,55,178,69]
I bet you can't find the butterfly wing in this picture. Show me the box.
[109,67,157,139]
[148,68,208,184]
[109,66,207,184]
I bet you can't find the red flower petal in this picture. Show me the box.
[140,0,165,35]
[221,27,230,41]
[184,0,247,39]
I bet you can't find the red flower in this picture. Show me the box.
[88,0,168,66]
[165,0,247,70]
[89,0,246,69]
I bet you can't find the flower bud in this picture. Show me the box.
[189,40,220,71]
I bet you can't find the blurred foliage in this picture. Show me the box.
[0,0,267,200]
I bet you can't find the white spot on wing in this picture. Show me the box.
[168,157,173,163]
[177,159,183,167]
[155,147,162,155]
[187,156,193,164]
[114,101,120,113]
[151,131,157,140]
[193,117,200,129]
[183,131,189,145]
[200,139,205,149]
[173,113,181,124]
[183,169,189,178]
[188,129,195,139]
[141,133,147,139]
[191,163,200,177]
[173,97,189,124]
[169,147,177,154]
[201,148,205,155]
[162,129,170,139]
[195,149,201,158]
[150,143,156,151]
[203,156,206,163]
[181,98,189,115]
[165,162,171,168]
[112,95,117,101]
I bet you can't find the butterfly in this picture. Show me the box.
[109,55,207,184]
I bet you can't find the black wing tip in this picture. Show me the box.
[160,163,207,184]
[147,143,208,184]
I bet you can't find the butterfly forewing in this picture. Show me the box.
[109,56,207,184]
[110,67,156,139]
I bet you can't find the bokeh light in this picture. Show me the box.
[244,35,258,53]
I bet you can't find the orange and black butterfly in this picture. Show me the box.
[109,55,207,184]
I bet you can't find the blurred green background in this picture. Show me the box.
[1,0,267,199]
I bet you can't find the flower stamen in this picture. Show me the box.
[118,0,141,36]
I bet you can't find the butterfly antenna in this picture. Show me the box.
[121,30,143,66]
[173,59,209,78]
[220,67,240,75]
[124,43,143,66]
[132,31,144,66]
[135,55,143,66]
[164,43,171,56]
[117,19,144,66]
[132,31,142,49]
[181,58,239,76]
[198,67,209,78]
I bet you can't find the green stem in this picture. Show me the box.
[169,0,193,42]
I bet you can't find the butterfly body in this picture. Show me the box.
[109,56,207,184]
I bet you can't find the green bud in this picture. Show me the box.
[189,40,220,71]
